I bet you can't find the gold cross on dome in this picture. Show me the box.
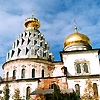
[74,19,78,33]
[32,9,34,18]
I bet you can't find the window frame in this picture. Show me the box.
[21,69,25,78]
[26,86,30,99]
[76,63,81,74]
[93,83,98,97]
[42,69,44,78]
[74,60,90,75]
[6,72,9,81]
[13,70,16,79]
[75,84,80,96]
[32,68,35,78]
[83,63,89,73]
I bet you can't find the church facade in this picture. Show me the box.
[0,15,100,99]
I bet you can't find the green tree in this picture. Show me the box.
[51,83,79,100]
[2,84,10,100]
[62,91,79,100]
[12,88,22,100]
[52,84,62,100]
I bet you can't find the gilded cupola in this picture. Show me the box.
[64,23,92,51]
[24,15,40,30]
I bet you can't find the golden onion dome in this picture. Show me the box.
[24,15,40,30]
[64,26,91,48]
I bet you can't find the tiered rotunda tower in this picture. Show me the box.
[6,15,54,62]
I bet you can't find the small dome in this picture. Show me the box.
[24,16,40,30]
[64,31,91,48]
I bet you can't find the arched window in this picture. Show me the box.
[42,69,44,78]
[13,70,16,79]
[26,86,30,100]
[83,63,88,73]
[75,84,80,96]
[93,83,98,98]
[21,69,25,78]
[76,63,81,73]
[6,72,9,81]
[32,68,35,78]
[61,66,67,75]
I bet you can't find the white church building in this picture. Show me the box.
[0,15,100,99]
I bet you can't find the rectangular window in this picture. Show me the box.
[25,32,27,36]
[11,50,15,57]
[13,42,15,48]
[34,40,37,45]
[38,35,40,38]
[43,52,46,57]
[29,32,31,36]
[40,42,42,46]
[17,40,19,46]
[41,36,43,40]
[22,38,25,45]
[27,38,31,45]
[34,33,36,37]
[45,44,47,49]
[17,48,21,56]
[21,34,23,37]
[26,47,29,55]
[8,53,9,59]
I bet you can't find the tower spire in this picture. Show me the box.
[32,9,34,18]
[74,19,78,33]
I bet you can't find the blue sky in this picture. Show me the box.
[0,0,100,75]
